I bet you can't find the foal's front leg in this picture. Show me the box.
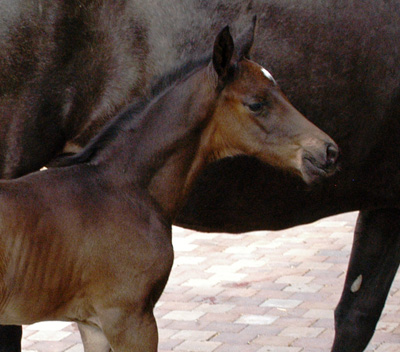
[332,209,400,352]
[102,309,158,352]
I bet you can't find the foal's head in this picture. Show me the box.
[203,21,339,184]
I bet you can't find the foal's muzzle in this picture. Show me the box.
[303,142,339,183]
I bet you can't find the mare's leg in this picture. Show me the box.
[102,310,158,352]
[78,323,111,352]
[0,325,22,352]
[332,209,400,352]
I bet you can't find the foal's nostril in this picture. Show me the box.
[326,143,339,166]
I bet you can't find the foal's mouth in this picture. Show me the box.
[302,152,339,184]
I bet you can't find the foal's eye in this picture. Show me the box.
[247,102,264,113]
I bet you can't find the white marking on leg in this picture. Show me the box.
[350,274,363,293]
[261,67,277,84]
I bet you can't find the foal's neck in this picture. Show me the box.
[104,66,218,220]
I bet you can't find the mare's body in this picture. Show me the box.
[1,1,399,351]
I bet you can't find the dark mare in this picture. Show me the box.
[0,23,337,351]
[1,1,400,351]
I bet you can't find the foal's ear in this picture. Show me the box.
[235,15,257,60]
[212,26,234,82]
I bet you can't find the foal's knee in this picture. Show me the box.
[78,323,111,352]
[101,310,158,352]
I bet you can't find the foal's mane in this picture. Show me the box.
[51,55,211,167]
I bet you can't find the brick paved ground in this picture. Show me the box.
[21,212,400,352]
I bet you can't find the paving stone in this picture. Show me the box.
[208,272,248,283]
[375,343,400,352]
[215,344,260,352]
[201,312,242,323]
[174,340,222,352]
[194,303,235,313]
[224,246,256,254]
[25,322,72,332]
[27,331,72,342]
[279,326,324,338]
[171,330,217,341]
[251,335,296,346]
[206,265,241,274]
[64,345,84,352]
[260,299,302,309]
[315,220,348,227]
[283,283,323,293]
[303,309,334,320]
[162,310,205,321]
[183,278,219,288]
[275,276,314,285]
[234,315,279,326]
[211,331,260,344]
[273,317,316,329]
[283,249,318,257]
[257,347,303,352]
[175,256,208,265]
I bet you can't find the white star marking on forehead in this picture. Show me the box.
[261,67,277,85]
